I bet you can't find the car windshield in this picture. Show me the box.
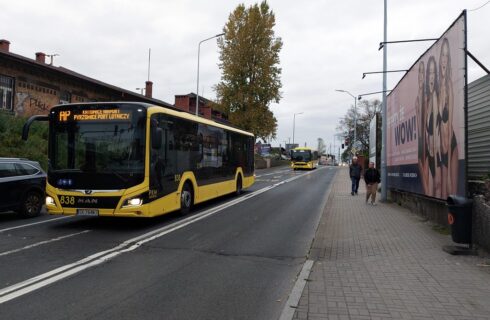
[291,150,311,162]
[49,105,146,189]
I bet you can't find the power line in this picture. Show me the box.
[468,0,490,11]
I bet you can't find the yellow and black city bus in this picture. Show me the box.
[22,102,255,218]
[290,147,316,170]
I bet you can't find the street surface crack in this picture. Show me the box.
[139,244,305,264]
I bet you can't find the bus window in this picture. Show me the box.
[150,116,164,192]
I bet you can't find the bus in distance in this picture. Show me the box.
[22,102,255,218]
[290,147,316,170]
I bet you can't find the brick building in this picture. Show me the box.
[174,93,227,122]
[0,39,176,117]
[0,39,229,122]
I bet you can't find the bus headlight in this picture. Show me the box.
[123,197,143,207]
[46,196,55,206]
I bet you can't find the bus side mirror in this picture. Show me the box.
[151,127,163,149]
[22,115,49,140]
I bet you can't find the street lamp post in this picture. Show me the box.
[292,112,303,146]
[196,33,225,116]
[335,89,357,153]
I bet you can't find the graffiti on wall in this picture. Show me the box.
[14,87,59,117]
[29,97,50,112]
[15,92,29,116]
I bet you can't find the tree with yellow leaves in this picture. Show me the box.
[215,1,282,141]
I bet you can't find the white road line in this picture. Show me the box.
[278,260,314,320]
[0,230,91,257]
[0,216,71,234]
[255,168,291,178]
[255,172,277,178]
[0,168,323,304]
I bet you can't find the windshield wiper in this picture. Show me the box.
[101,165,128,183]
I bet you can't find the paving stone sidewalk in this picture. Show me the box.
[292,168,490,320]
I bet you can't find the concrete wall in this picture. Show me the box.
[389,190,448,226]
[391,183,490,252]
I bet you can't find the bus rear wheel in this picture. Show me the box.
[236,176,243,196]
[180,183,193,215]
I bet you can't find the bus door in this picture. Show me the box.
[150,115,178,198]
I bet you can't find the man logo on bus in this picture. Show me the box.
[59,111,71,122]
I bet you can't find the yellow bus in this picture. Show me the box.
[290,147,316,170]
[22,102,254,218]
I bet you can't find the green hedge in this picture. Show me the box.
[0,112,48,170]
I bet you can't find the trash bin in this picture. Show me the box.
[446,195,473,244]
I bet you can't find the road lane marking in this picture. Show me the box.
[0,216,71,234]
[0,167,326,304]
[255,168,291,178]
[278,260,314,320]
[0,230,91,257]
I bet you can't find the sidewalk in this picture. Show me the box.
[292,168,490,320]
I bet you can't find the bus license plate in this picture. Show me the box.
[76,209,99,216]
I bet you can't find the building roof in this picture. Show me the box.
[176,92,213,105]
[0,49,175,109]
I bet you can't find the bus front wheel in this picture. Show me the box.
[180,183,193,215]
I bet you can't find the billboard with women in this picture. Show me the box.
[386,11,466,200]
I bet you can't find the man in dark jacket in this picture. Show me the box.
[364,161,381,205]
[349,157,362,195]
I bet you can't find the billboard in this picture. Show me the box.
[386,11,466,200]
[285,143,299,154]
[260,143,271,156]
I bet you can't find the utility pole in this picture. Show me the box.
[381,0,388,201]
[292,112,303,146]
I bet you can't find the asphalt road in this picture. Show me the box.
[0,165,337,320]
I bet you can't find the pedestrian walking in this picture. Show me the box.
[364,161,381,205]
[349,157,361,195]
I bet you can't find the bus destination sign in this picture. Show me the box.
[58,109,131,122]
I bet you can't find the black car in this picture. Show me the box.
[0,158,46,217]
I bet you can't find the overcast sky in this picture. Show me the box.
[1,0,489,150]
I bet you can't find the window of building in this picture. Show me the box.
[60,91,71,104]
[0,75,14,111]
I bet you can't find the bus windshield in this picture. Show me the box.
[291,150,312,162]
[49,104,146,190]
